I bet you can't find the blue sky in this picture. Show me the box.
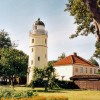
[0,0,98,62]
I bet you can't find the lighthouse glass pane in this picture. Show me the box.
[35,26,37,29]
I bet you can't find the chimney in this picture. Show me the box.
[73,52,77,56]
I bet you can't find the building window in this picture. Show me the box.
[94,69,96,74]
[32,39,34,43]
[80,67,83,73]
[45,39,47,44]
[38,57,40,61]
[90,68,92,74]
[32,48,33,52]
[86,68,87,73]
[31,60,33,65]
[75,68,78,73]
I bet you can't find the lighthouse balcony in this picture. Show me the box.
[30,30,48,35]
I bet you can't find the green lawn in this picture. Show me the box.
[0,86,100,100]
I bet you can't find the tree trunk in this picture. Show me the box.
[10,76,14,87]
[83,0,100,42]
[93,19,100,42]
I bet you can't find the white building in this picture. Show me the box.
[53,53,98,81]
[27,18,48,84]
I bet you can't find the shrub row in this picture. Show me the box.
[0,88,38,99]
[29,79,79,89]
[55,80,79,89]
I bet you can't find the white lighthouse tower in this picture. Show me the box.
[27,18,48,84]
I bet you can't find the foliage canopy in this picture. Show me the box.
[65,0,100,59]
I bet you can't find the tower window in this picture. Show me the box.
[38,57,40,61]
[45,39,47,44]
[31,60,33,65]
[32,48,33,52]
[32,39,34,43]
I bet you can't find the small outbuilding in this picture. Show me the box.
[70,75,100,90]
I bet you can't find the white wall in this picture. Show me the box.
[54,64,98,81]
[28,33,48,68]
[54,65,73,80]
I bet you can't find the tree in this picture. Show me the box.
[58,53,66,60]
[0,30,11,48]
[89,57,99,66]
[31,65,56,90]
[0,48,28,85]
[48,60,57,66]
[0,30,12,62]
[65,0,100,59]
[0,29,28,85]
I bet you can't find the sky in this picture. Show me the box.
[0,0,98,63]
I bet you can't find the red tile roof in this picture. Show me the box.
[53,53,97,67]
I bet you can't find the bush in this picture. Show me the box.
[0,88,38,99]
[54,80,79,89]
[28,78,46,88]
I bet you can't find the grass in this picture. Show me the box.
[0,86,100,100]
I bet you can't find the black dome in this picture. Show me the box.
[35,18,45,26]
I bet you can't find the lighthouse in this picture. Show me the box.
[27,18,48,84]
